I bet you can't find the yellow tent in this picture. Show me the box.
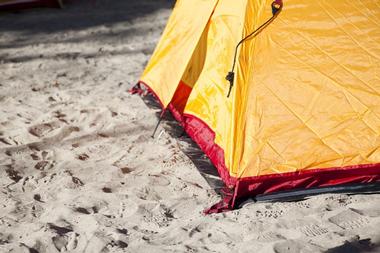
[135,0,380,212]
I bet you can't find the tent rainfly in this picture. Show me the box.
[132,0,380,213]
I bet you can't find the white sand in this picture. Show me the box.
[0,1,379,252]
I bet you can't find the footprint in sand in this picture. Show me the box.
[0,216,16,228]
[325,194,356,209]
[299,224,329,237]
[30,149,53,160]
[351,207,380,218]
[28,122,58,137]
[30,150,55,171]
[20,243,40,253]
[135,185,163,201]
[139,204,175,228]
[21,176,38,192]
[119,166,133,174]
[48,222,79,251]
[74,207,92,215]
[329,209,370,230]
[5,165,23,183]
[148,174,171,187]
[118,200,138,218]
[277,218,329,238]
[86,144,113,161]
[48,222,73,234]
[34,160,54,171]
[29,202,44,219]
[0,136,12,146]
[30,153,40,160]
[255,232,286,242]
[77,153,90,161]
[0,232,11,245]
[273,240,323,253]
[255,208,285,219]
[132,225,158,237]
[162,153,192,169]
[102,187,112,193]
[116,228,129,236]
[291,201,311,209]
[113,154,142,175]
[53,110,67,120]
[102,239,128,252]
[57,170,84,189]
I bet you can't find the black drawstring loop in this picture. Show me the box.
[226,0,283,98]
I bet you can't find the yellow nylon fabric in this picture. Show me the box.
[236,0,380,178]
[181,25,209,89]
[140,0,217,107]
[183,0,248,172]
[141,0,380,180]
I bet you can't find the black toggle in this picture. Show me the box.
[226,71,235,98]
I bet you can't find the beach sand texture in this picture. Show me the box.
[0,1,379,252]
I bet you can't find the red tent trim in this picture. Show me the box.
[136,81,380,213]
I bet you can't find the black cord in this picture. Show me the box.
[226,4,282,98]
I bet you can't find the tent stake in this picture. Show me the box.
[151,109,166,138]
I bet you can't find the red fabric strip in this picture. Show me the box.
[138,80,380,213]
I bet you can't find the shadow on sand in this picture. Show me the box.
[326,238,380,253]
[0,0,174,50]
[140,92,225,194]
[0,0,174,32]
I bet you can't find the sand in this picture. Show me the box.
[0,1,379,252]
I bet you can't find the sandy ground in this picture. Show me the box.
[0,1,380,252]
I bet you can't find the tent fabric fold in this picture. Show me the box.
[137,0,380,212]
